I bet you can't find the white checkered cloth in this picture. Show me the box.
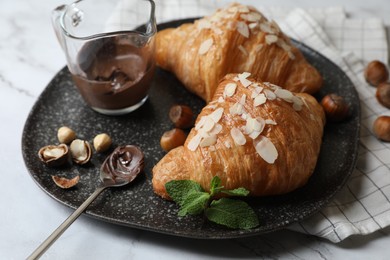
[152,0,390,242]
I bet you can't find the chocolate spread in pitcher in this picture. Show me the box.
[72,35,155,110]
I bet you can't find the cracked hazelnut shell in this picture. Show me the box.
[70,139,92,164]
[38,144,69,167]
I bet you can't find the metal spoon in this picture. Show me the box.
[28,145,144,260]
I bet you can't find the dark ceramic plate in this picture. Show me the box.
[22,19,360,239]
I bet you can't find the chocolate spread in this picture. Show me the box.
[72,35,155,110]
[100,145,144,183]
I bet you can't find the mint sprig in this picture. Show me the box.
[165,176,259,229]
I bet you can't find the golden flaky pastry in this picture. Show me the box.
[156,3,323,102]
[152,73,325,199]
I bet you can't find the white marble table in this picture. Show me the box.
[1,0,390,259]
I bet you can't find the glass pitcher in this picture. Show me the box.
[52,0,156,115]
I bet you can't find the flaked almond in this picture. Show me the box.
[248,22,258,29]
[254,93,267,106]
[200,135,217,147]
[239,94,247,105]
[263,89,276,100]
[265,34,278,45]
[52,175,80,189]
[236,21,249,38]
[187,133,202,151]
[254,136,278,163]
[209,107,224,123]
[265,119,277,125]
[238,74,252,87]
[229,102,244,115]
[224,83,237,97]
[274,88,294,102]
[209,123,223,135]
[202,117,215,132]
[230,127,246,145]
[260,22,274,34]
[199,38,214,55]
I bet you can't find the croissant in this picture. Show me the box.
[156,3,323,102]
[152,72,325,199]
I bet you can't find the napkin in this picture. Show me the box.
[155,0,390,242]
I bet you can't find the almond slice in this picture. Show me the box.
[218,96,225,103]
[229,102,244,115]
[236,21,249,38]
[224,83,237,97]
[195,116,207,130]
[230,127,246,145]
[265,34,278,45]
[200,135,217,147]
[259,22,274,34]
[209,123,223,135]
[254,136,278,163]
[265,119,277,125]
[187,133,202,151]
[249,130,261,139]
[202,117,215,132]
[274,88,294,102]
[199,38,214,55]
[254,93,267,106]
[263,89,276,100]
[209,107,224,123]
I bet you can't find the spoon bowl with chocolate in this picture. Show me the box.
[28,145,144,260]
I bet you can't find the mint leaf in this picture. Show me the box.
[221,187,250,197]
[205,198,259,229]
[178,191,210,217]
[165,180,204,206]
[210,176,224,196]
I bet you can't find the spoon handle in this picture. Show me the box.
[27,185,107,260]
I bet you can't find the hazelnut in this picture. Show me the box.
[364,60,389,86]
[38,144,69,167]
[160,128,187,152]
[57,126,76,144]
[376,82,390,109]
[321,94,350,122]
[69,139,92,164]
[169,105,194,129]
[373,116,390,142]
[93,133,112,152]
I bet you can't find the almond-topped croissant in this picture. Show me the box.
[156,3,323,102]
[152,72,325,199]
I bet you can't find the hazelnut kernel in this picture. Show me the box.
[160,128,187,152]
[70,139,92,164]
[169,105,194,129]
[364,60,389,86]
[57,126,76,144]
[373,116,390,142]
[376,82,390,109]
[93,133,112,152]
[320,94,350,122]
